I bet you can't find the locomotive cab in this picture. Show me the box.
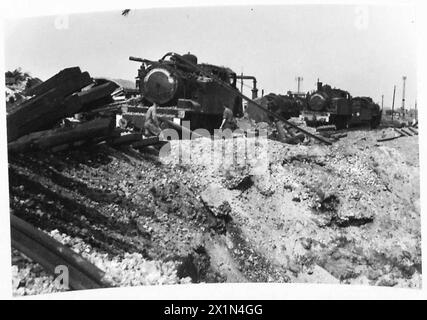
[350,97,382,128]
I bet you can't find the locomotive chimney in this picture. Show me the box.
[252,79,258,99]
[182,52,198,65]
[317,80,322,91]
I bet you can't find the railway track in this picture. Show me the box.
[11,214,110,291]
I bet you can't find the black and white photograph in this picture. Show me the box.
[0,0,425,299]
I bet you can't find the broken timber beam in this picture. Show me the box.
[7,91,83,142]
[50,139,89,153]
[400,128,413,136]
[78,81,119,110]
[394,128,410,137]
[110,133,143,146]
[25,67,92,97]
[377,135,402,142]
[8,118,114,153]
[407,127,418,135]
[48,128,122,152]
[85,105,122,118]
[330,133,347,139]
[7,68,93,142]
[131,136,160,148]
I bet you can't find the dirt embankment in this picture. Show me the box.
[10,127,421,294]
[162,128,421,287]
[9,145,227,295]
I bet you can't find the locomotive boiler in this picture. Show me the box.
[128,52,243,132]
[301,80,382,129]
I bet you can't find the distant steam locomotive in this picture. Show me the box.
[301,81,382,129]
[246,81,382,129]
[129,52,242,132]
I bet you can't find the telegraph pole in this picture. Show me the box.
[295,76,303,94]
[391,85,396,121]
[415,99,417,121]
[381,94,384,111]
[401,76,407,118]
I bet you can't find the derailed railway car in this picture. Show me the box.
[127,52,243,133]
[301,81,382,129]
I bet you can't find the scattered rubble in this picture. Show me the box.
[377,124,418,142]
[162,130,421,288]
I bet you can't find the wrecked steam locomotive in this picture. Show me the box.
[128,52,242,132]
[126,53,381,132]
[301,81,382,129]
[247,83,382,130]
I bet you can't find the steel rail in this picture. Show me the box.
[11,215,110,290]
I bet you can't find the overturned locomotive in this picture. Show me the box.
[127,52,242,132]
[302,81,382,129]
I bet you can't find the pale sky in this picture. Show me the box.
[4,4,417,108]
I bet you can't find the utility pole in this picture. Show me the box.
[295,76,303,94]
[415,99,417,121]
[381,94,384,111]
[240,72,244,94]
[402,76,407,118]
[391,85,396,121]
